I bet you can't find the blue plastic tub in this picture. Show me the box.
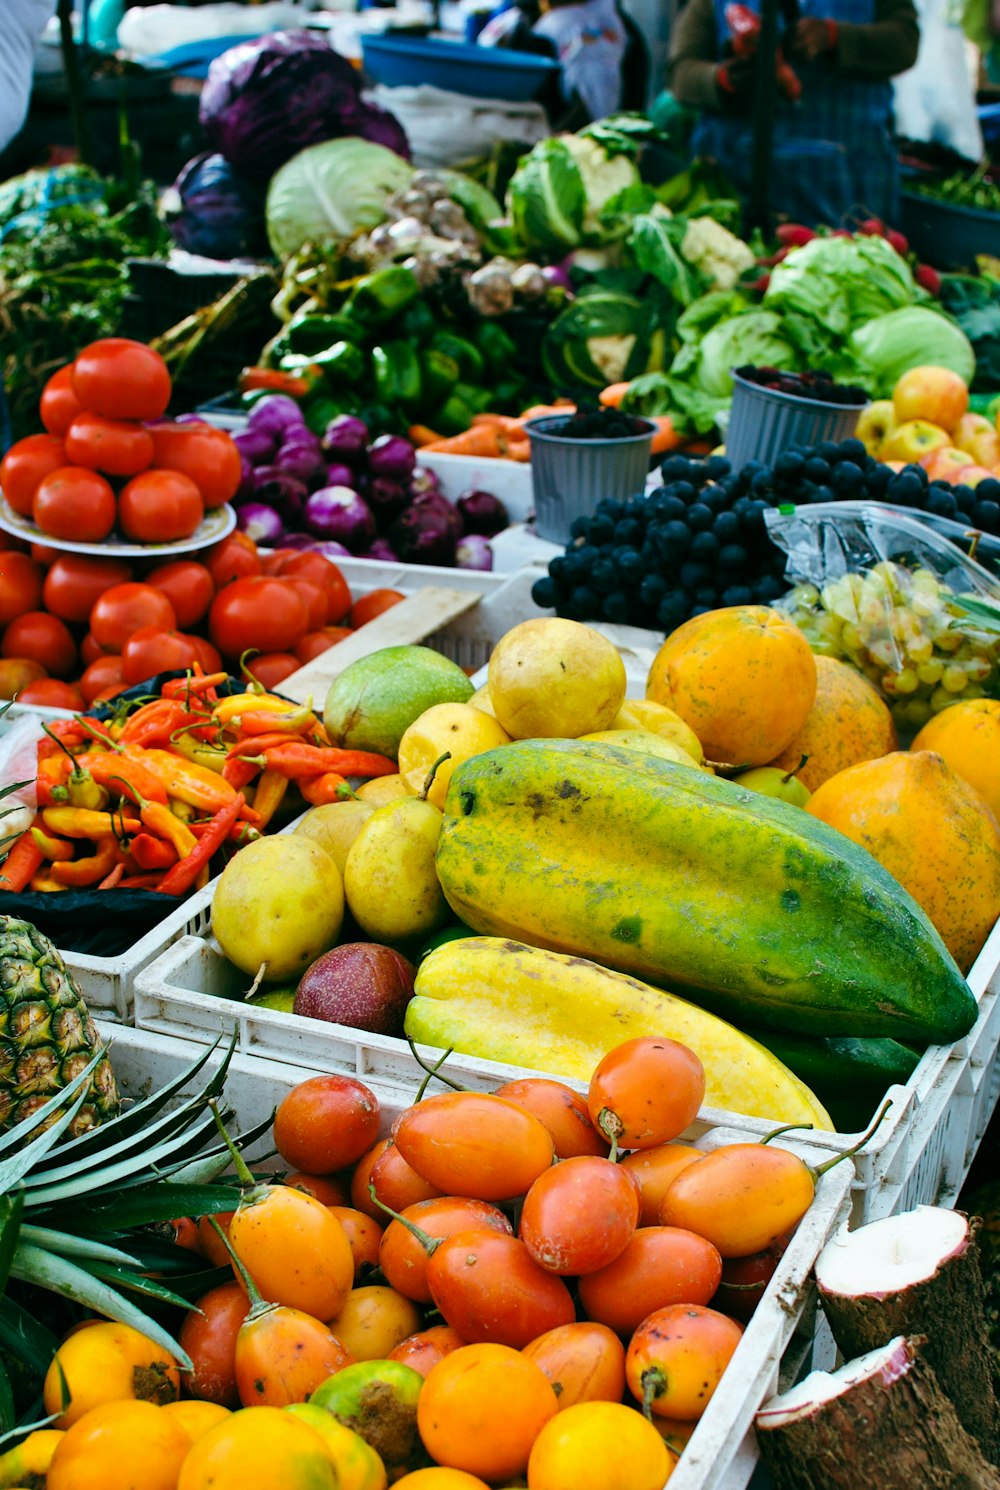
[360,33,559,101]
[899,190,1000,271]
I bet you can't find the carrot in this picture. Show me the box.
[423,426,504,458]
[408,424,443,448]
[650,416,683,456]
[470,414,525,431]
[600,383,631,408]
[682,439,714,456]
[519,401,575,420]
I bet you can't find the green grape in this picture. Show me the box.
[907,636,935,665]
[891,667,919,694]
[942,664,970,693]
[916,659,945,686]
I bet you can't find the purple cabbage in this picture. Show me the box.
[322,414,369,464]
[304,486,376,551]
[368,434,416,482]
[455,534,494,571]
[237,503,285,546]
[456,488,509,537]
[165,152,267,260]
[390,492,462,566]
[199,31,363,177]
[248,395,306,442]
[355,101,412,161]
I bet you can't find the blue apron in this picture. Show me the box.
[691,0,899,226]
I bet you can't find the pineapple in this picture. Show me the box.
[0,916,119,1137]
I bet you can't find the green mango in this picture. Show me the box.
[310,1360,424,1468]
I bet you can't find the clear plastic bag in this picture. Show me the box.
[766,502,1000,736]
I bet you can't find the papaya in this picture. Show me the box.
[405,936,833,1128]
[435,740,976,1044]
[744,1031,920,1134]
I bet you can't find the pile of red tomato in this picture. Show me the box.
[0,531,406,710]
[0,339,245,547]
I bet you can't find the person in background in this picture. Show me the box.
[1,0,58,155]
[667,0,919,225]
[478,0,649,125]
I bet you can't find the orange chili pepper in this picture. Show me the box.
[0,828,45,891]
[51,836,120,887]
[299,772,351,805]
[251,769,288,828]
[31,826,75,862]
[130,750,238,813]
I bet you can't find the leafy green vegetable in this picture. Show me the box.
[506,134,640,255]
[626,209,705,306]
[847,306,975,397]
[764,234,918,339]
[939,274,1000,390]
[265,138,414,261]
[541,287,651,389]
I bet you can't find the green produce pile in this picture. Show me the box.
[910,165,1000,214]
[0,164,169,441]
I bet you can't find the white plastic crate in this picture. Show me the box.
[98,1020,854,1490]
[132,914,1000,1226]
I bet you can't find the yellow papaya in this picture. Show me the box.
[406,936,833,1128]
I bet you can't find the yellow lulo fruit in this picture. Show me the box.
[488,619,626,739]
[398,704,511,808]
[577,730,708,771]
[211,836,344,982]
[344,785,449,942]
[284,1405,387,1490]
[43,1321,180,1427]
[356,775,410,805]
[0,1429,63,1488]
[405,937,832,1128]
[610,700,704,764]
[295,801,375,874]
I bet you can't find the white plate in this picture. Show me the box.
[0,497,236,556]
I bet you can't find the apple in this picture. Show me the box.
[952,413,1000,469]
[949,464,995,488]
[893,365,969,432]
[920,445,979,482]
[854,399,897,456]
[733,762,811,807]
[294,942,416,1036]
[880,420,949,464]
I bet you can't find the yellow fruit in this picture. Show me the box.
[647,606,816,766]
[44,1321,180,1427]
[526,1402,674,1490]
[356,775,410,805]
[0,1428,63,1486]
[769,655,899,792]
[398,704,511,808]
[344,795,449,942]
[577,730,705,770]
[284,1405,387,1490]
[295,801,375,874]
[325,1285,422,1361]
[911,699,1000,819]
[178,1407,336,1490]
[807,750,1000,972]
[47,1400,191,1490]
[162,1402,232,1441]
[394,1474,491,1489]
[610,700,704,764]
[488,619,626,739]
[469,685,496,718]
[211,836,344,981]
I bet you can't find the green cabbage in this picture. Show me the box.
[506,133,640,255]
[266,138,413,261]
[764,235,917,338]
[541,288,651,388]
[848,307,976,398]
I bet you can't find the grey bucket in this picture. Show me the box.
[726,372,866,473]
[525,415,656,545]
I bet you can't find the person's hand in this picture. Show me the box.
[786,16,837,60]
[716,51,757,103]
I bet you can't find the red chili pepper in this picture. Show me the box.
[259,743,398,780]
[162,671,228,703]
[299,772,351,806]
[130,833,179,871]
[98,863,126,890]
[237,706,317,738]
[117,872,166,889]
[81,751,170,807]
[121,699,189,749]
[0,827,45,892]
[239,367,315,397]
[222,755,262,790]
[155,793,246,896]
[189,819,260,846]
[226,733,301,759]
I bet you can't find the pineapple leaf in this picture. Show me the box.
[9,1243,191,1369]
[17,1225,140,1267]
[0,1297,59,1378]
[0,1191,24,1296]
[0,1355,13,1435]
[82,1262,197,1310]
[26,1107,230,1206]
[0,1053,102,1167]
[46,1181,242,1232]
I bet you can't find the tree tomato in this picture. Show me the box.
[118,470,203,544]
[354,1139,441,1221]
[64,413,154,478]
[292,627,352,665]
[0,435,68,517]
[272,551,352,624]
[148,422,241,508]
[209,577,308,657]
[379,1197,513,1305]
[493,1078,609,1160]
[121,627,204,686]
[204,532,261,590]
[33,467,116,543]
[2,612,77,678]
[144,561,214,629]
[426,1231,575,1349]
[519,1157,639,1276]
[43,555,133,625]
[522,1322,626,1411]
[71,339,171,421]
[391,1092,554,1201]
[90,583,177,653]
[18,678,84,710]
[39,365,83,437]
[587,1038,706,1150]
[80,654,126,705]
[624,1305,743,1421]
[0,552,43,626]
[351,589,404,629]
[242,652,300,689]
[576,1228,723,1337]
[273,1076,380,1175]
[179,1282,250,1408]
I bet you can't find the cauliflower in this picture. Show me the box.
[680,217,755,292]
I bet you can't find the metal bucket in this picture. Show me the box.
[525,415,656,545]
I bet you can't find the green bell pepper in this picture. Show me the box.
[472,321,518,370]
[397,299,437,344]
[454,382,494,416]
[303,395,353,437]
[286,312,366,356]
[430,331,485,383]
[348,267,420,326]
[372,342,423,410]
[433,393,477,438]
[420,349,460,409]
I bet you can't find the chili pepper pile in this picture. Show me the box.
[0,667,397,898]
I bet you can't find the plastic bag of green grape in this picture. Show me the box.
[766,502,1000,737]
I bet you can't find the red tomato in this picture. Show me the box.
[205,532,261,590]
[29,544,59,566]
[144,560,214,629]
[90,583,177,653]
[64,413,154,477]
[0,435,68,517]
[118,470,203,544]
[273,552,352,625]
[209,577,308,658]
[39,365,83,437]
[351,589,405,629]
[285,577,327,631]
[33,467,117,543]
[80,654,126,705]
[121,627,204,686]
[243,653,300,690]
[42,555,133,625]
[192,636,223,674]
[292,627,352,665]
[0,553,43,626]
[2,612,77,679]
[17,678,84,710]
[273,1077,381,1175]
[80,632,108,667]
[148,422,242,508]
[262,548,302,575]
[71,339,171,421]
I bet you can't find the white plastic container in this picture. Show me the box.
[100,1020,854,1490]
[416,449,534,523]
